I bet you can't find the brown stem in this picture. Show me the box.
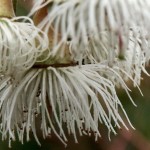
[0,0,15,18]
[33,62,78,68]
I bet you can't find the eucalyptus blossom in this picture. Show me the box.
[31,0,150,62]
[0,0,150,148]
[0,17,49,75]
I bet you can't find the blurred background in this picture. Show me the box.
[1,1,150,150]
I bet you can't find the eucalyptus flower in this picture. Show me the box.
[0,63,137,147]
[0,17,49,76]
[31,0,150,62]
[0,0,150,148]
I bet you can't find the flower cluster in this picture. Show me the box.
[0,0,150,147]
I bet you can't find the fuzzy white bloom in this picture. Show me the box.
[0,64,135,147]
[0,0,150,147]
[31,0,150,62]
[0,34,148,146]
[0,16,49,75]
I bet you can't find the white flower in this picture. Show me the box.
[30,0,150,63]
[0,16,49,76]
[0,0,150,147]
[0,64,135,147]
[1,33,147,146]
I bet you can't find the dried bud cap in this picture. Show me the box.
[0,0,15,18]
